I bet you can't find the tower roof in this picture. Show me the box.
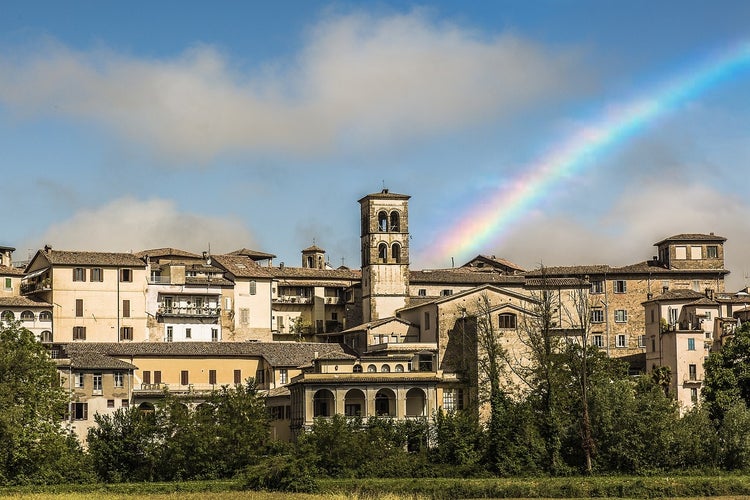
[358,188,410,203]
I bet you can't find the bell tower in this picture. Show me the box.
[359,189,410,322]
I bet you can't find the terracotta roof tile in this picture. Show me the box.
[212,255,273,279]
[0,296,52,307]
[42,250,145,267]
[654,233,726,246]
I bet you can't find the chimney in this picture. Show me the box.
[647,293,653,300]
[44,244,52,252]
[662,286,669,294]
[279,262,285,269]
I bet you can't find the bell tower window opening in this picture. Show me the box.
[390,211,400,232]
[391,243,401,263]
[378,243,388,263]
[378,211,388,232]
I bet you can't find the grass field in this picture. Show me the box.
[3,475,750,499]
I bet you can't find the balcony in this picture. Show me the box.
[134,383,217,397]
[157,306,220,318]
[325,296,344,305]
[273,295,313,304]
[683,377,702,385]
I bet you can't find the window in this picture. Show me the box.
[122,299,130,318]
[255,369,265,384]
[616,334,627,348]
[614,309,628,323]
[166,326,173,342]
[443,388,464,411]
[276,315,284,329]
[90,268,103,282]
[180,370,189,386]
[689,364,697,381]
[114,372,124,388]
[39,311,52,322]
[378,211,388,232]
[395,364,404,372]
[418,289,427,297]
[614,280,627,293]
[107,399,115,408]
[707,246,719,259]
[154,371,161,384]
[692,280,701,292]
[120,327,133,341]
[234,369,242,385]
[390,211,400,232]
[691,246,702,259]
[209,370,217,385]
[20,310,34,321]
[73,326,86,340]
[391,243,401,263]
[424,312,430,330]
[650,309,655,323]
[211,328,219,342]
[691,387,698,403]
[381,364,391,373]
[591,280,603,294]
[440,289,453,296]
[93,373,102,394]
[41,330,53,343]
[73,267,86,282]
[591,309,604,323]
[240,308,249,325]
[279,369,288,384]
[249,280,256,295]
[378,243,387,263]
[498,313,517,329]
[185,327,192,339]
[669,307,678,325]
[353,365,363,373]
[331,312,338,321]
[120,269,132,282]
[74,372,84,388]
[675,246,687,260]
[71,402,88,420]
[0,310,13,322]
[142,371,151,385]
[75,299,83,317]
[3,277,10,290]
[688,338,696,351]
[593,334,603,347]
[367,364,377,373]
[638,335,645,348]
[121,399,129,408]
[651,337,656,352]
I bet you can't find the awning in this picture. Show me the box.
[22,267,50,280]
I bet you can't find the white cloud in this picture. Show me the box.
[0,11,581,162]
[30,198,256,254]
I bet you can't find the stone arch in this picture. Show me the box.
[40,330,53,343]
[378,211,388,232]
[405,387,426,417]
[391,242,401,263]
[378,243,388,263]
[374,388,396,417]
[390,211,400,232]
[344,389,366,417]
[313,389,335,417]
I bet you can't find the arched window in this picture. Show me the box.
[40,330,53,343]
[391,243,401,263]
[390,211,400,232]
[353,364,363,373]
[367,364,377,373]
[20,310,34,321]
[378,243,388,263]
[313,389,335,417]
[39,311,52,321]
[1,311,13,321]
[394,364,404,373]
[378,211,388,232]
[381,364,391,373]
[498,313,517,329]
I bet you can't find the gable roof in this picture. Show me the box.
[228,248,277,261]
[654,233,726,246]
[212,254,273,279]
[30,249,145,269]
[134,248,202,260]
[462,255,526,273]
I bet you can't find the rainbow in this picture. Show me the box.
[423,40,750,266]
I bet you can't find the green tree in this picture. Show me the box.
[0,320,90,484]
[703,322,750,422]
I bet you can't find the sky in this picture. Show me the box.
[1,1,749,289]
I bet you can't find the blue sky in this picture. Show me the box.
[1,1,749,288]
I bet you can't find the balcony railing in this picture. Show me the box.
[273,296,313,304]
[21,281,51,295]
[157,306,220,317]
[134,383,219,395]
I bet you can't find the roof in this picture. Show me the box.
[272,266,360,281]
[462,255,526,273]
[60,341,354,368]
[134,248,202,260]
[654,233,726,246]
[57,349,137,370]
[0,265,24,276]
[528,261,728,277]
[340,317,413,334]
[184,276,235,287]
[409,269,526,285]
[524,277,590,288]
[642,289,708,304]
[357,189,410,203]
[228,248,277,260]
[212,254,273,279]
[0,296,52,307]
[302,245,325,253]
[35,249,146,268]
